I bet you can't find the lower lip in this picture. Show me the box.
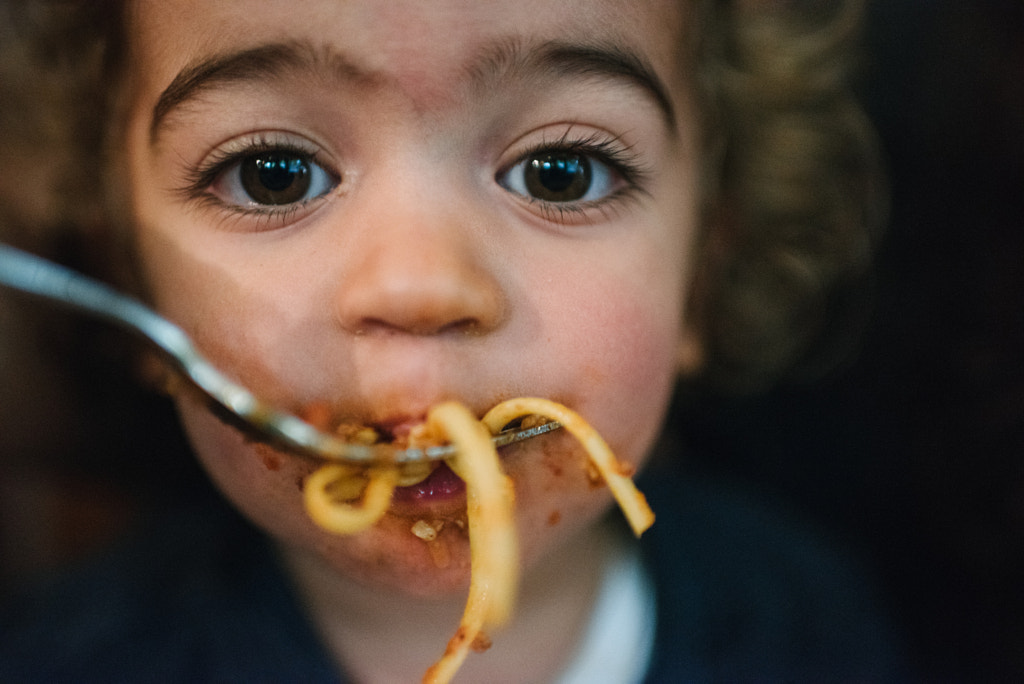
[392,462,467,505]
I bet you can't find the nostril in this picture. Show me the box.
[351,316,484,337]
[439,318,483,336]
[332,227,506,337]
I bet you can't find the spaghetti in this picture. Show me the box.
[481,398,654,537]
[301,398,654,684]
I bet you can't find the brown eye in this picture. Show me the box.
[500,149,617,204]
[240,153,312,205]
[524,153,592,202]
[209,149,338,208]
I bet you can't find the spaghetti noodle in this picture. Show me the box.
[421,401,517,683]
[301,398,654,684]
[482,397,654,537]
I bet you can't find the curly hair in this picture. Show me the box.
[0,1,111,244]
[0,0,883,393]
[691,0,884,391]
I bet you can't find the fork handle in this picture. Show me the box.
[0,243,191,358]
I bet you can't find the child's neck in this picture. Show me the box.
[280,520,620,684]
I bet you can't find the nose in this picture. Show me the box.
[333,198,506,337]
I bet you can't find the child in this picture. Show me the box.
[1,0,899,681]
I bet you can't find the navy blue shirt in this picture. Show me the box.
[1,460,903,682]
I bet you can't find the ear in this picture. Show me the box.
[676,325,704,377]
[676,231,712,378]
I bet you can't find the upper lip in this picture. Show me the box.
[320,388,539,439]
[314,396,492,439]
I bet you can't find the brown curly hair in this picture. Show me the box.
[691,0,884,390]
[0,0,883,393]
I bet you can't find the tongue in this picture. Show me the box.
[393,463,466,501]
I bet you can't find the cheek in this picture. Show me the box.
[131,221,348,405]
[594,294,680,386]
[175,398,468,594]
[500,283,681,567]
[587,313,677,478]
[176,398,318,529]
[550,264,684,464]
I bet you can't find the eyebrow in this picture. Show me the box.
[470,39,677,134]
[150,38,677,143]
[150,41,372,142]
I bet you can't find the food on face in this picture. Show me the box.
[301,398,654,684]
[420,402,518,683]
[479,398,654,537]
[304,464,401,534]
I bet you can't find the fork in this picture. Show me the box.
[0,244,560,464]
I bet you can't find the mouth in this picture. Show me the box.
[249,396,652,683]
[292,403,532,516]
[380,415,539,515]
[236,397,549,518]
[391,461,467,514]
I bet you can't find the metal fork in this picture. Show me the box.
[0,244,559,464]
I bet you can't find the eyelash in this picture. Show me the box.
[501,131,650,223]
[180,135,335,219]
[180,131,649,226]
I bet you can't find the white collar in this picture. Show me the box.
[554,539,656,684]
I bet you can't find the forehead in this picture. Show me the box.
[124,0,691,115]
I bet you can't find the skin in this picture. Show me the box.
[119,0,700,680]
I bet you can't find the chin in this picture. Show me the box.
[177,394,622,598]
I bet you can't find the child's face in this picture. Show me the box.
[120,0,699,594]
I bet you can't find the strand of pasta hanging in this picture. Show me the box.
[301,397,655,684]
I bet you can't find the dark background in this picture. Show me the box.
[2,1,1022,679]
[681,1,1024,678]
